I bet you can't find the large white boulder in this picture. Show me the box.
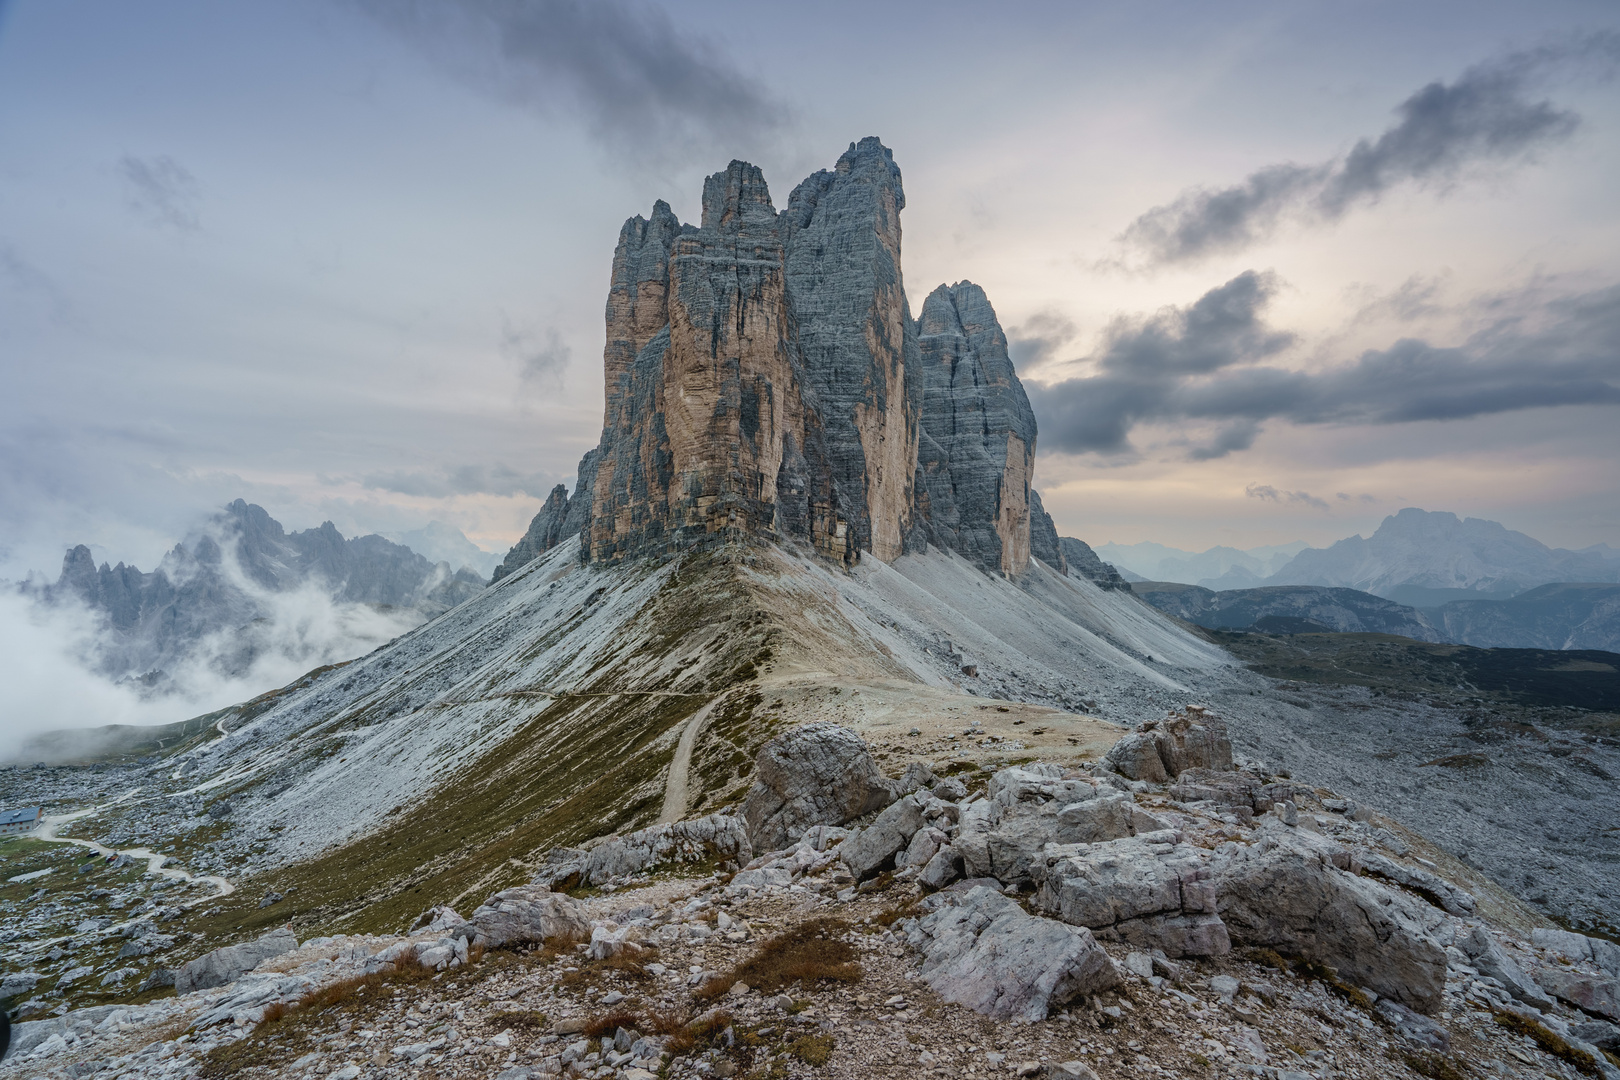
[1031,831,1229,958]
[469,886,590,949]
[905,886,1119,1022]
[741,723,899,852]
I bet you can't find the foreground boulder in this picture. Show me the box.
[957,767,1172,886]
[534,814,752,890]
[905,886,1120,1022]
[1106,706,1234,782]
[1031,832,1229,958]
[840,793,930,880]
[467,886,590,949]
[742,723,898,851]
[1212,823,1446,1013]
[174,927,299,994]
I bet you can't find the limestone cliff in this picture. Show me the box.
[501,138,1060,579]
[912,282,1039,576]
[1029,490,1068,573]
[781,138,922,563]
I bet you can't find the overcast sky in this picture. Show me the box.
[3,0,1618,580]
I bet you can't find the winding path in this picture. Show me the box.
[9,802,236,959]
[658,696,723,824]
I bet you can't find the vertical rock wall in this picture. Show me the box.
[913,282,1040,576]
[781,137,922,563]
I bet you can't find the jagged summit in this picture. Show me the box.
[503,138,1060,579]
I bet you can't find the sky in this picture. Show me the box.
[3,0,1619,583]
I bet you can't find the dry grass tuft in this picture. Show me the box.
[664,1010,734,1056]
[583,1008,642,1039]
[1404,1050,1469,1080]
[489,1009,550,1030]
[695,918,859,1001]
[787,1033,835,1066]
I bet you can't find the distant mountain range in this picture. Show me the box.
[1134,581,1620,653]
[1095,540,1307,587]
[1267,508,1620,606]
[1102,509,1620,601]
[19,500,487,692]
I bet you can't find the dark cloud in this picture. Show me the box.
[361,463,553,498]
[1121,36,1619,264]
[357,0,789,163]
[501,321,571,388]
[118,155,201,231]
[1246,483,1328,510]
[1026,270,1292,454]
[1007,311,1078,372]
[1028,276,1620,459]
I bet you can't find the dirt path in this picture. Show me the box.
[658,696,723,824]
[36,803,235,899]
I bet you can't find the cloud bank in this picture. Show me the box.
[0,563,419,761]
[1027,275,1620,459]
[356,0,790,163]
[1120,36,1619,265]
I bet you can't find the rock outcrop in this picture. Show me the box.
[532,814,752,890]
[496,138,1063,580]
[1032,832,1230,959]
[173,928,298,994]
[1211,823,1447,1013]
[906,886,1120,1022]
[1058,536,1132,590]
[741,722,899,851]
[1105,706,1233,782]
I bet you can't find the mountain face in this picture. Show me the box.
[1433,582,1620,652]
[1134,582,1447,641]
[1096,541,1307,587]
[1267,508,1620,602]
[501,139,1063,580]
[34,500,484,684]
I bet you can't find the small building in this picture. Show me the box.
[0,807,43,835]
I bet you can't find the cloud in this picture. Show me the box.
[356,0,790,163]
[1026,270,1293,454]
[1028,275,1620,459]
[118,154,201,231]
[1007,311,1078,373]
[1246,483,1329,510]
[361,462,553,498]
[502,320,570,387]
[0,525,422,759]
[1120,36,1619,264]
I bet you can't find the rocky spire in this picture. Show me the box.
[491,484,570,583]
[781,137,922,563]
[913,281,1039,576]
